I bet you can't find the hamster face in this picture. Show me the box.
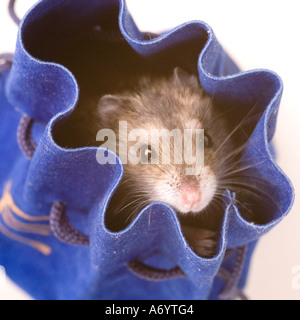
[97,67,233,216]
[117,117,218,215]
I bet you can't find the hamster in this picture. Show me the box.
[91,67,242,258]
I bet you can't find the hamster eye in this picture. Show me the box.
[204,132,213,148]
[140,144,157,163]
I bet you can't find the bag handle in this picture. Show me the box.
[127,260,185,281]
[17,115,36,159]
[8,0,21,25]
[0,53,13,74]
[50,201,89,246]
[218,246,248,300]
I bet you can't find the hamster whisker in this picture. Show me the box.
[152,164,170,176]
[218,159,268,178]
[112,198,142,215]
[209,142,248,167]
[219,176,270,190]
[125,200,150,224]
[200,94,215,124]
[218,180,283,214]
[206,105,236,126]
[207,103,259,161]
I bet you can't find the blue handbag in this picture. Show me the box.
[0,0,294,300]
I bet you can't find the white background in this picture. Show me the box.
[0,0,299,300]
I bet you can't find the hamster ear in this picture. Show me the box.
[97,94,123,126]
[173,67,200,90]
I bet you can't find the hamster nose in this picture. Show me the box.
[180,183,202,206]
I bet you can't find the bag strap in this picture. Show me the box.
[49,201,89,246]
[8,0,21,25]
[127,260,185,281]
[218,246,248,300]
[0,53,13,74]
[17,115,36,159]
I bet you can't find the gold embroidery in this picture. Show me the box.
[0,181,52,255]
[0,182,49,221]
[0,223,51,255]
